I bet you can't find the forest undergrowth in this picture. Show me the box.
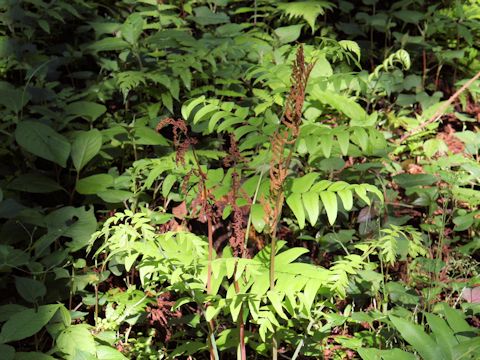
[0,1,479,359]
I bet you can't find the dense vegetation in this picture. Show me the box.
[1,0,480,359]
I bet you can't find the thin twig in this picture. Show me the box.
[397,70,480,144]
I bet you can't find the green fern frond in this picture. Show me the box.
[277,1,335,33]
[116,71,147,101]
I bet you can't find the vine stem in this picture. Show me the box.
[397,69,480,144]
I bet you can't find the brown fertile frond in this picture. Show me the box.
[224,133,245,167]
[267,45,313,232]
[229,171,246,257]
[281,45,314,139]
[156,118,197,165]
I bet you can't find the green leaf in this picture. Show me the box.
[162,174,177,198]
[0,305,61,343]
[425,313,457,359]
[14,277,46,303]
[56,325,96,360]
[336,131,350,155]
[96,346,128,360]
[134,126,169,146]
[205,305,222,322]
[71,130,102,172]
[181,96,205,120]
[291,173,319,193]
[274,25,303,44]
[65,101,107,122]
[0,87,30,113]
[337,189,353,211]
[267,291,289,320]
[286,193,305,229]
[320,134,333,158]
[76,174,114,195]
[193,103,218,124]
[277,1,333,32]
[87,38,130,52]
[251,204,266,232]
[15,121,71,167]
[0,344,14,360]
[312,89,367,124]
[45,206,97,251]
[302,191,319,226]
[191,6,230,26]
[442,304,475,343]
[452,337,480,359]
[8,174,63,193]
[339,40,361,61]
[320,191,337,225]
[97,190,133,203]
[275,247,309,265]
[393,174,437,188]
[389,315,446,360]
[121,13,144,45]
[357,348,416,360]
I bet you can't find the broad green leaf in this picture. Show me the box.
[452,337,480,359]
[354,185,371,205]
[352,127,368,151]
[302,191,319,226]
[275,247,309,265]
[393,174,437,188]
[291,173,319,193]
[0,344,14,360]
[193,103,218,124]
[71,130,102,172]
[45,206,97,251]
[96,346,128,360]
[320,191,337,225]
[87,38,129,52]
[274,25,303,44]
[205,304,222,322]
[389,315,446,360]
[65,101,106,122]
[56,324,96,360]
[0,305,61,343]
[357,348,415,360]
[320,134,333,158]
[337,189,353,211]
[267,291,289,320]
[0,87,29,113]
[121,13,144,45]
[162,174,177,198]
[425,313,457,358]
[442,304,475,343]
[15,121,71,167]
[181,96,205,120]
[312,88,367,123]
[76,174,114,195]
[310,180,331,192]
[191,6,230,26]
[336,131,350,155]
[14,277,46,303]
[251,203,266,232]
[286,193,305,229]
[97,190,133,203]
[134,126,169,146]
[8,174,63,193]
